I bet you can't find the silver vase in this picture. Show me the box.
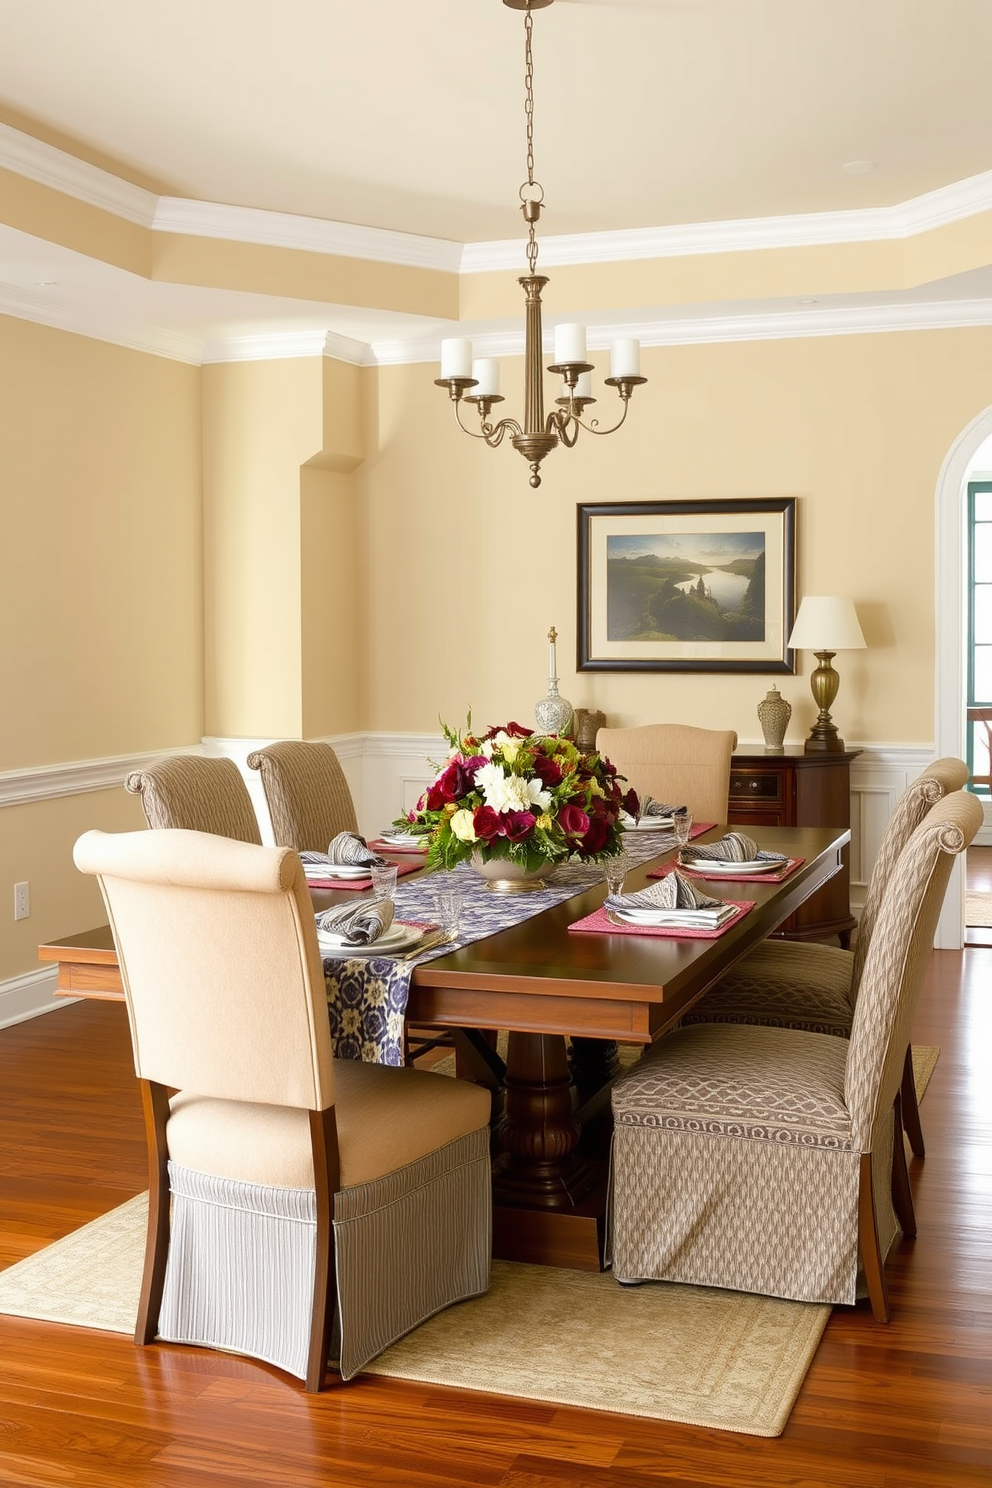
[535,677,574,737]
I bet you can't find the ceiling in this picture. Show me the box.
[1,0,991,358]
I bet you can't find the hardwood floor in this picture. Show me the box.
[1,957,991,1488]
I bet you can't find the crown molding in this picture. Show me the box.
[372,297,992,365]
[0,121,157,226]
[152,196,463,273]
[200,328,370,365]
[0,285,203,362]
[461,170,992,273]
[5,121,992,277]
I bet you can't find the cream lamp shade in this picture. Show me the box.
[788,596,865,753]
[788,596,867,652]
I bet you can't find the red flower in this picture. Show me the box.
[532,753,563,788]
[622,787,639,817]
[473,804,502,840]
[502,810,536,842]
[558,803,590,839]
[581,815,609,854]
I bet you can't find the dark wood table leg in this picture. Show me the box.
[491,1031,607,1271]
[568,1036,621,1107]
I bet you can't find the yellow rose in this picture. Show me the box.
[450,808,478,842]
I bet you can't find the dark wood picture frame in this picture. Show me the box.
[577,497,797,673]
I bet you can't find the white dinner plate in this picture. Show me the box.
[608,907,734,928]
[378,831,423,848]
[621,812,674,830]
[679,857,783,875]
[304,862,373,880]
[317,923,424,957]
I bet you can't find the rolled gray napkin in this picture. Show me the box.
[300,832,384,872]
[606,870,726,917]
[679,831,787,865]
[315,898,395,946]
[640,797,685,820]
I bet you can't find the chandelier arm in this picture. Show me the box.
[568,397,634,438]
[547,410,580,448]
[453,401,521,447]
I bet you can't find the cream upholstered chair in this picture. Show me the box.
[609,790,981,1321]
[72,827,491,1390]
[246,740,359,850]
[125,756,261,844]
[596,723,738,823]
[682,757,969,1158]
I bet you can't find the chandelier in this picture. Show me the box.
[435,0,647,488]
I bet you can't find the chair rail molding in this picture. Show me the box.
[0,744,207,809]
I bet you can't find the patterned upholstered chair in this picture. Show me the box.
[246,740,359,850]
[73,827,492,1389]
[682,757,969,1157]
[610,790,981,1321]
[125,756,261,844]
[595,724,738,824]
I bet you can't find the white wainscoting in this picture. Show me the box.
[0,735,944,1025]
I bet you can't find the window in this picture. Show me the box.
[966,480,992,792]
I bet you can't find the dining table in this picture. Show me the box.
[37,822,849,1272]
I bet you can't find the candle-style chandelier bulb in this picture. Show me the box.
[434,0,647,487]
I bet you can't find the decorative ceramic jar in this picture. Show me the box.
[757,687,792,752]
[573,707,605,753]
[470,852,554,894]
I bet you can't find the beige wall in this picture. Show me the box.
[1,789,147,981]
[360,327,992,745]
[0,315,202,981]
[202,355,365,740]
[0,315,202,768]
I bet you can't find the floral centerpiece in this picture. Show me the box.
[396,718,635,882]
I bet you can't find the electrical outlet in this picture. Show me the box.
[14,881,29,921]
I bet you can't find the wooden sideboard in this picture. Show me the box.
[728,746,860,945]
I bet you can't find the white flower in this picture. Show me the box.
[475,762,552,815]
[449,808,477,842]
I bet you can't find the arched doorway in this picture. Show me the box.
[934,406,992,947]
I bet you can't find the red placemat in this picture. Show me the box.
[367,839,428,855]
[305,858,423,891]
[648,856,804,885]
[568,900,754,940]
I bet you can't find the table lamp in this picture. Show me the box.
[787,596,866,753]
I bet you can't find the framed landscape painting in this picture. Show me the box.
[577,498,797,673]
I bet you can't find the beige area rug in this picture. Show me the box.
[0,1047,939,1438]
[965,893,992,927]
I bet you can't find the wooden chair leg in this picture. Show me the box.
[901,1044,925,1158]
[306,1107,341,1392]
[858,1152,891,1323]
[890,1094,917,1239]
[136,1079,172,1346]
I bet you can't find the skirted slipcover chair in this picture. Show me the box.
[72,827,492,1389]
[681,757,970,1158]
[609,790,981,1321]
[595,724,739,824]
[125,755,261,845]
[246,740,359,851]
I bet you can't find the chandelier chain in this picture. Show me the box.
[523,4,540,275]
